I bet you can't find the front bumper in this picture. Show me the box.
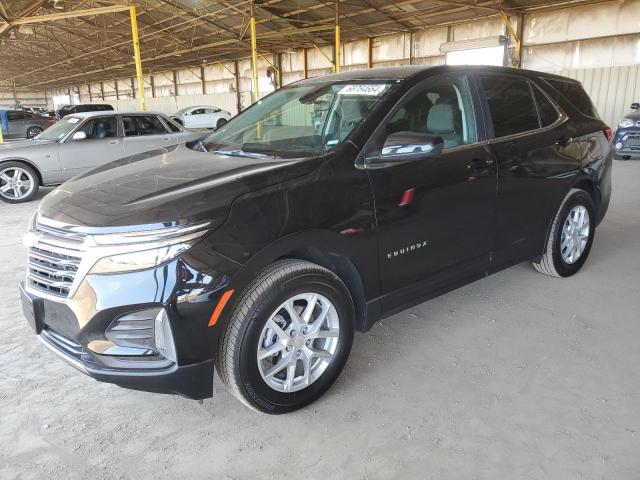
[613,130,640,157]
[20,244,236,399]
[38,326,213,399]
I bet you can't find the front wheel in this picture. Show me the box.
[532,188,596,277]
[0,162,39,203]
[216,259,355,413]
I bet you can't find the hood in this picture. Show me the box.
[622,110,640,122]
[0,139,56,155]
[39,143,317,228]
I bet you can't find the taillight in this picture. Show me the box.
[604,126,613,142]
[46,119,55,125]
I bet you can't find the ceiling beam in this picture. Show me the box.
[9,5,131,26]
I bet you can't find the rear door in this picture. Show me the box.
[58,115,123,179]
[122,114,173,155]
[479,73,582,266]
[7,111,27,138]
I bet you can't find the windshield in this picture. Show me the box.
[35,116,82,141]
[201,81,396,158]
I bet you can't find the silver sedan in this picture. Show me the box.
[0,111,203,203]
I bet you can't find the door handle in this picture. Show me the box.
[467,158,494,170]
[109,140,118,145]
[555,136,573,147]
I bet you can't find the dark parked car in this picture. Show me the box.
[20,65,612,413]
[57,103,114,118]
[613,102,640,160]
[1,110,55,139]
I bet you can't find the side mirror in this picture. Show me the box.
[631,103,640,110]
[377,131,444,163]
[71,131,87,141]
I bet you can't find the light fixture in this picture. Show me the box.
[18,25,34,35]
[9,30,16,40]
[51,0,64,10]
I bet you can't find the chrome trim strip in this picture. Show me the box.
[38,333,178,376]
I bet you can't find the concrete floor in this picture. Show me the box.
[1,162,639,480]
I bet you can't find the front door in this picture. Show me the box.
[58,115,123,180]
[366,73,496,304]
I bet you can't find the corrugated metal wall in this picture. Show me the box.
[559,65,640,128]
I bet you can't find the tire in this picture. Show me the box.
[26,126,43,139]
[0,161,39,203]
[216,259,355,414]
[532,188,596,277]
[216,118,227,129]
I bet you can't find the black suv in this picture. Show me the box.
[20,66,612,413]
[57,103,114,118]
[613,102,640,160]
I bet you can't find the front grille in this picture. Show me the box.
[27,222,85,298]
[624,136,640,150]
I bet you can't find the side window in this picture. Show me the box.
[383,74,478,150]
[481,76,539,138]
[164,117,182,133]
[532,85,560,127]
[122,115,169,136]
[8,112,26,121]
[191,108,205,115]
[544,78,599,119]
[78,117,118,139]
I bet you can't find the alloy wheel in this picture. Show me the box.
[257,293,340,393]
[560,205,590,264]
[0,167,36,201]
[27,127,43,138]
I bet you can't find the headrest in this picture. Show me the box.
[427,104,456,134]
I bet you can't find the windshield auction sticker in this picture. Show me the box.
[338,84,387,96]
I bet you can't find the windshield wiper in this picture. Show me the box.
[211,149,272,159]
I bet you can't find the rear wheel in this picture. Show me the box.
[0,162,39,203]
[216,259,355,413]
[26,126,43,139]
[216,118,227,129]
[532,188,595,277]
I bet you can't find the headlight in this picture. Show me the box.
[619,119,634,128]
[88,221,210,275]
[90,242,193,274]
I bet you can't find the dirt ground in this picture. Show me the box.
[1,161,639,480]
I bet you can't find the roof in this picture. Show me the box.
[63,110,166,118]
[295,64,579,84]
[0,0,606,90]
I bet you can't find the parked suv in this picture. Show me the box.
[1,110,55,139]
[613,102,640,160]
[57,103,114,118]
[20,66,612,413]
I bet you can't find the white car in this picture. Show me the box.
[171,106,232,130]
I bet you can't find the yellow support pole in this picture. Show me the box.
[0,122,4,144]
[250,7,259,103]
[129,5,146,111]
[334,1,340,73]
[367,37,373,68]
[500,10,521,67]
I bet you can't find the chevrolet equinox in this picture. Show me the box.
[20,66,612,413]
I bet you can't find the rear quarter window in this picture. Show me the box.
[543,78,599,119]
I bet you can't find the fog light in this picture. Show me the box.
[154,309,177,363]
[615,142,623,150]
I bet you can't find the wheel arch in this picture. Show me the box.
[221,230,375,334]
[0,158,43,186]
